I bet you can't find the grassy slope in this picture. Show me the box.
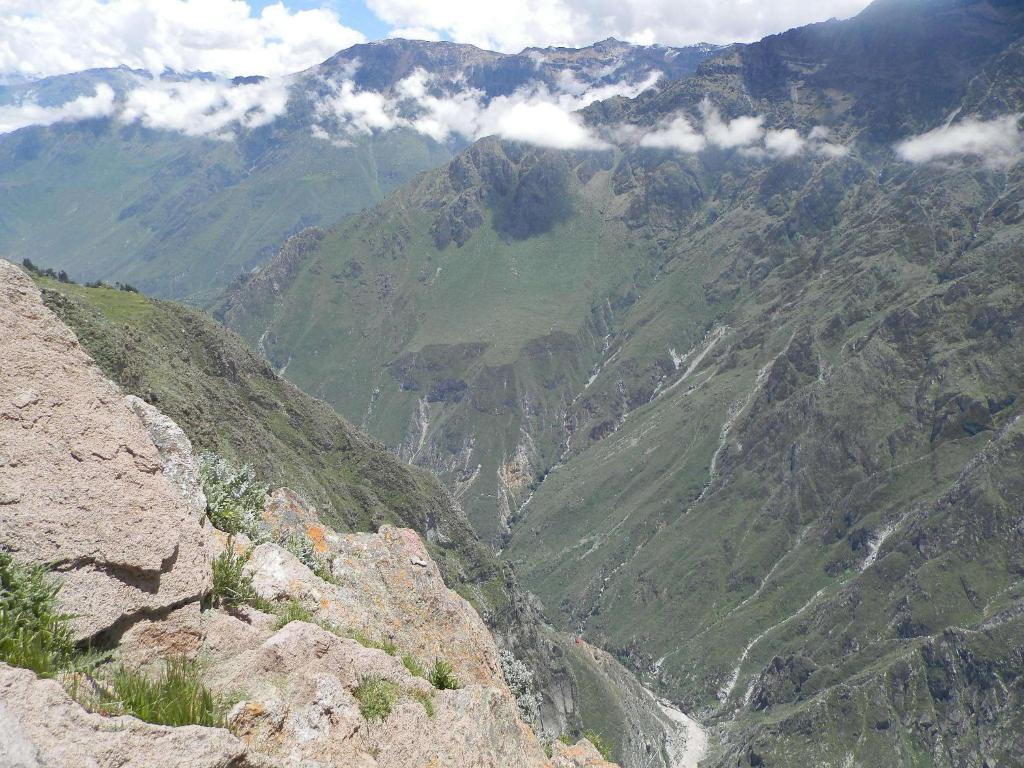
[38,277,502,591]
[0,122,451,303]
[218,143,646,540]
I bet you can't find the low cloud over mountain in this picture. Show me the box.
[896,114,1024,166]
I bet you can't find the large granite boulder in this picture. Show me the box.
[124,394,207,520]
[0,260,212,640]
[206,620,548,768]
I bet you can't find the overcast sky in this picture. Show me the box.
[2,0,874,80]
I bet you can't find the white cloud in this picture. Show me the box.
[316,78,403,134]
[638,116,706,152]
[120,77,290,138]
[0,73,291,138]
[764,128,805,158]
[701,100,764,149]
[483,99,605,150]
[311,66,657,150]
[814,142,849,158]
[399,72,486,142]
[387,26,443,42]
[0,1,365,79]
[631,102,849,160]
[0,84,116,134]
[895,115,1023,166]
[367,0,872,53]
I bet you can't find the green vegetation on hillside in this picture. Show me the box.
[0,121,452,303]
[90,658,228,728]
[39,279,489,568]
[216,140,653,542]
[0,551,226,729]
[427,658,460,691]
[209,543,271,613]
[353,676,400,721]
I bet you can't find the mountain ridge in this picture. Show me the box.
[0,36,719,302]
[212,1,1024,764]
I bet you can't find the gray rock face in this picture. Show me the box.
[125,394,208,519]
[244,526,508,689]
[112,531,613,767]
[209,620,549,768]
[0,260,212,640]
[0,663,276,768]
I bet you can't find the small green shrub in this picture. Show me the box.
[428,658,460,690]
[200,455,268,537]
[97,658,227,727]
[201,455,338,587]
[583,730,614,761]
[409,687,435,717]
[402,653,426,679]
[499,648,541,723]
[353,675,400,721]
[281,533,336,584]
[347,628,398,656]
[0,551,76,677]
[210,542,271,612]
[273,599,313,629]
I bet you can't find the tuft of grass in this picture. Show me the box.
[409,687,435,717]
[210,541,272,612]
[280,533,337,585]
[347,628,398,656]
[428,658,460,690]
[273,598,314,630]
[93,657,227,727]
[402,653,427,679]
[0,551,77,678]
[353,675,400,722]
[583,730,614,761]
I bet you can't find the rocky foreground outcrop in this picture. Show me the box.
[0,664,271,768]
[254,489,506,689]
[0,257,615,767]
[0,261,211,641]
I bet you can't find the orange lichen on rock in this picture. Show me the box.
[306,524,329,554]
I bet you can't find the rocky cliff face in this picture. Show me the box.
[0,258,615,768]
